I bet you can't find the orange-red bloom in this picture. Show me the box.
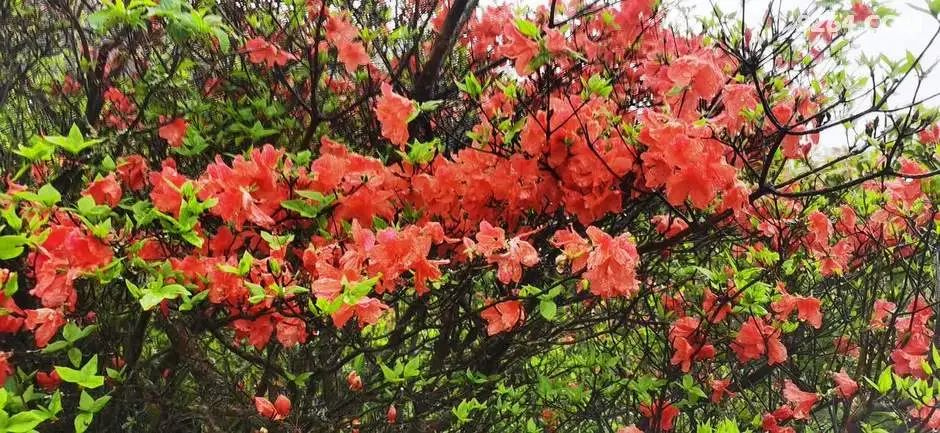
[481,299,524,336]
[347,370,363,391]
[24,308,65,348]
[254,394,291,420]
[375,82,414,147]
[782,380,818,420]
[338,42,370,74]
[158,117,188,148]
[583,226,640,298]
[639,400,679,431]
[35,369,61,391]
[82,174,122,207]
[731,317,787,365]
[243,37,296,68]
[832,370,858,399]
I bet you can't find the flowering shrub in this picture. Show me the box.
[2,0,940,432]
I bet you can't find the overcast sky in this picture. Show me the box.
[688,0,940,102]
[482,0,940,155]
[691,0,940,156]
[683,0,940,155]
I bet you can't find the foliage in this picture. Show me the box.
[2,0,940,432]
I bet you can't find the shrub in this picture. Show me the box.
[2,0,940,432]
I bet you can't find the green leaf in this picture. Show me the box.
[876,366,893,394]
[179,230,204,248]
[282,191,335,218]
[139,283,190,310]
[105,368,123,382]
[55,356,104,389]
[40,391,63,418]
[81,354,100,375]
[315,295,344,315]
[2,207,21,232]
[399,139,438,165]
[380,361,402,383]
[343,276,380,304]
[584,74,613,98]
[403,357,421,378]
[452,398,485,424]
[6,410,46,433]
[539,300,557,320]
[36,184,62,206]
[246,282,266,304]
[62,323,81,342]
[211,26,230,53]
[515,19,539,38]
[78,391,110,413]
[68,347,83,368]
[260,232,294,250]
[287,372,313,387]
[14,136,55,161]
[715,419,740,433]
[79,391,94,412]
[238,251,253,275]
[1,271,16,297]
[0,235,28,260]
[101,155,116,171]
[419,100,443,112]
[459,73,483,98]
[244,121,278,140]
[43,124,104,154]
[76,196,111,219]
[41,341,70,354]
[179,290,208,312]
[74,411,93,433]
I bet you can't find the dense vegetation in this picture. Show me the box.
[4,0,940,432]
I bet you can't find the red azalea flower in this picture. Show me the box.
[480,299,525,336]
[832,370,859,399]
[116,155,149,191]
[0,352,12,385]
[584,226,640,298]
[82,174,122,207]
[639,400,679,431]
[710,378,734,403]
[158,117,188,148]
[243,37,296,68]
[24,308,66,348]
[0,290,24,334]
[731,317,787,365]
[338,41,370,74]
[375,82,415,147]
[254,394,291,420]
[347,370,363,391]
[783,380,818,420]
[35,369,61,391]
[870,299,895,330]
[148,160,189,217]
[275,316,307,348]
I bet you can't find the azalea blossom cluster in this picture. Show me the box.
[2,0,940,431]
[0,126,646,364]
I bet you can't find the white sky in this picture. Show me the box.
[675,0,940,106]
[486,0,940,156]
[682,0,940,156]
